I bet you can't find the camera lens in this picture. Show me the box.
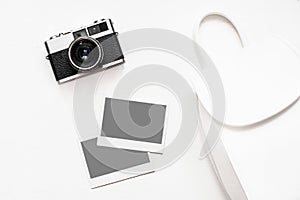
[68,37,102,71]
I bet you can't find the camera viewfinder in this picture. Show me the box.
[73,29,88,39]
[88,25,101,36]
[88,22,109,36]
[99,22,108,32]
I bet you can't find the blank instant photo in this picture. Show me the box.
[80,138,153,188]
[97,98,168,153]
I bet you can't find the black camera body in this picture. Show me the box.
[45,19,124,84]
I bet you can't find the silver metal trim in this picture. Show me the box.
[45,19,115,54]
[57,58,125,84]
[102,59,124,69]
[68,37,104,71]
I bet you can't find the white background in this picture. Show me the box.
[0,0,299,199]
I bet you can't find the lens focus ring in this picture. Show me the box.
[68,37,103,71]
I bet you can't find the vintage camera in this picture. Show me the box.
[45,19,124,84]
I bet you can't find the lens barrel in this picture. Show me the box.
[68,37,102,71]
